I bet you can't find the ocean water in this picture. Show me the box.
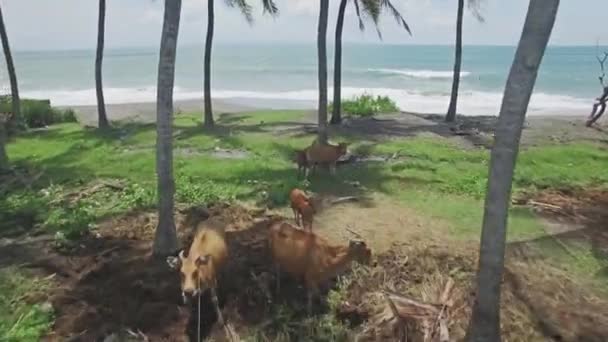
[0,44,603,116]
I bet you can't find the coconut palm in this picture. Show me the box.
[96,0,110,129]
[203,0,278,127]
[330,0,410,125]
[466,0,559,340]
[0,3,20,133]
[153,0,182,256]
[0,116,7,171]
[445,0,483,123]
[317,0,329,143]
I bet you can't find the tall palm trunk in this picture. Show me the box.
[96,0,109,129]
[153,0,182,256]
[203,0,215,127]
[0,3,20,132]
[330,0,348,125]
[0,116,8,171]
[317,0,329,144]
[445,0,464,123]
[466,0,559,340]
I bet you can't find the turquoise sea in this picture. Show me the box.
[1,44,603,115]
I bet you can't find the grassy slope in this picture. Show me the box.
[3,110,608,337]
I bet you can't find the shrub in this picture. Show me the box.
[0,96,78,130]
[330,93,399,117]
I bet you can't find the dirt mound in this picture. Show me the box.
[4,201,607,341]
[40,204,299,341]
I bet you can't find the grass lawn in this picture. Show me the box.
[5,110,608,240]
[2,110,608,338]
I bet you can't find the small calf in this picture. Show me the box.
[289,188,315,230]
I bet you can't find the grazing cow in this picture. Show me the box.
[268,221,372,315]
[304,141,348,177]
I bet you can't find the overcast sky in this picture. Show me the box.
[2,0,606,51]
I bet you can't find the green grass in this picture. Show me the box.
[5,111,608,242]
[0,267,54,341]
[330,93,399,117]
[3,109,608,339]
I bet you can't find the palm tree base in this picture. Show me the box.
[329,116,342,125]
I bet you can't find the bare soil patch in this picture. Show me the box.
[1,199,608,341]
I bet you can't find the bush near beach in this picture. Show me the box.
[330,93,399,117]
[0,96,76,131]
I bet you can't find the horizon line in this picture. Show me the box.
[12,42,607,53]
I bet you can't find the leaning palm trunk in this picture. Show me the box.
[203,0,215,127]
[330,0,348,125]
[96,0,109,129]
[466,0,559,341]
[0,3,20,132]
[445,0,464,123]
[317,0,330,144]
[153,0,182,256]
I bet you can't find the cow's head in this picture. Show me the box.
[167,250,214,303]
[337,143,348,156]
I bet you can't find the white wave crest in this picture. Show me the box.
[369,68,471,79]
[22,86,590,117]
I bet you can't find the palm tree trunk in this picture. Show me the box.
[0,117,8,171]
[466,0,559,340]
[445,0,464,123]
[317,0,329,144]
[153,0,182,256]
[330,0,348,125]
[203,0,215,127]
[0,3,20,132]
[96,0,109,129]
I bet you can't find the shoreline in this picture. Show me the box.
[65,97,590,126]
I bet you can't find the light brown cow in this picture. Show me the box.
[268,221,371,315]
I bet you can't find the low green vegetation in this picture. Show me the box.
[0,96,76,131]
[3,109,608,339]
[0,267,54,341]
[4,110,608,243]
[330,93,399,117]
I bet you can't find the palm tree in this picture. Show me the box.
[317,0,329,143]
[203,0,278,127]
[96,0,110,129]
[330,0,410,125]
[0,3,20,132]
[445,0,483,123]
[0,116,8,171]
[153,0,182,256]
[466,0,559,340]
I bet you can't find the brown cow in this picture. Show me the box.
[268,221,372,315]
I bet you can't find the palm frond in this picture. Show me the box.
[467,0,485,23]
[225,0,254,24]
[261,0,279,16]
[352,0,365,31]
[380,0,411,35]
[359,0,380,38]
